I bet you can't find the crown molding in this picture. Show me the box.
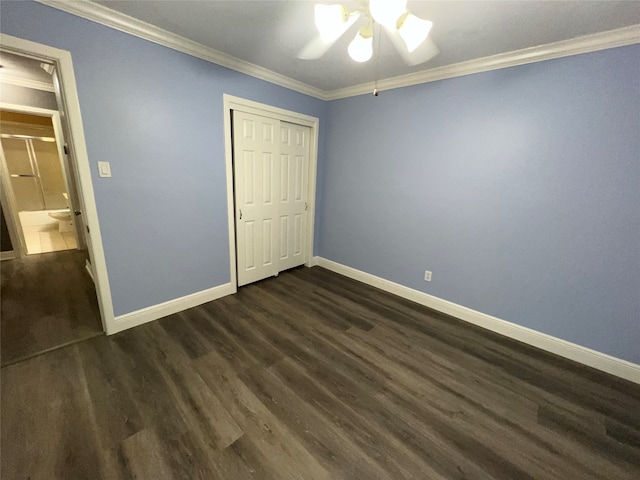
[325,24,640,100]
[32,2,640,102]
[34,0,328,100]
[0,73,55,92]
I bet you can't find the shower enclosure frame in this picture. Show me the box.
[0,104,77,255]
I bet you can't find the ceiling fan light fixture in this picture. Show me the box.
[397,12,433,53]
[369,0,407,27]
[315,4,349,43]
[348,25,373,63]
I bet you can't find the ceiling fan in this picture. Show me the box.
[298,0,439,66]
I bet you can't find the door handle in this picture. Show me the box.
[239,209,242,219]
[74,211,82,216]
[10,174,37,178]
[305,202,308,211]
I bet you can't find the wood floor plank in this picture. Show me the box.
[108,328,191,441]
[1,250,102,366]
[203,298,284,367]
[76,335,144,450]
[2,266,639,479]
[220,436,279,480]
[1,346,105,479]
[141,322,244,451]
[194,350,332,480]
[141,429,221,480]
[319,326,604,479]
[158,312,212,360]
[120,429,175,480]
[351,325,638,478]
[238,362,395,480]
[270,357,448,479]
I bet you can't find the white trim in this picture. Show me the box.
[0,117,28,256]
[312,256,640,384]
[0,73,55,92]
[224,95,320,127]
[85,259,94,282]
[31,2,640,100]
[49,111,81,247]
[223,94,319,289]
[34,0,326,100]
[0,102,58,117]
[325,24,640,100]
[111,283,236,334]
[0,251,16,261]
[0,34,115,334]
[222,99,238,289]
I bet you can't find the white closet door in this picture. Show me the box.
[233,111,280,286]
[278,122,309,271]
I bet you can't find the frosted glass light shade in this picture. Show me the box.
[398,13,433,52]
[315,4,348,43]
[348,31,373,62]
[369,0,407,27]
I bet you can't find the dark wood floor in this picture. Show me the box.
[2,266,639,479]
[1,249,103,366]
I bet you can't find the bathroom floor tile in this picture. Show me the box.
[40,231,69,253]
[62,232,78,249]
[24,231,42,254]
[21,223,77,255]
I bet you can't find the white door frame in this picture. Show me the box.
[0,155,21,260]
[0,122,29,257]
[223,94,319,289]
[0,103,75,256]
[0,33,115,333]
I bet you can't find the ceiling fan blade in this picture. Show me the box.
[297,12,359,60]
[407,36,440,66]
[383,25,439,66]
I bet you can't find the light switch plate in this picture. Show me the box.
[98,161,111,178]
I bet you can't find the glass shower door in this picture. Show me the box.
[2,137,46,211]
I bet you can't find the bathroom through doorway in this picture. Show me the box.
[1,108,79,255]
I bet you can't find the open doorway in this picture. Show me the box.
[0,44,106,365]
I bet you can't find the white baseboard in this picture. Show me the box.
[0,251,16,261]
[312,256,640,384]
[85,259,94,283]
[109,283,236,335]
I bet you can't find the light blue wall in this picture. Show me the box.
[319,45,640,363]
[1,1,327,316]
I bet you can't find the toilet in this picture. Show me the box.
[48,210,74,233]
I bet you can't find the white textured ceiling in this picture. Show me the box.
[95,1,640,92]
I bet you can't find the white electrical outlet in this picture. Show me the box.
[424,270,432,282]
